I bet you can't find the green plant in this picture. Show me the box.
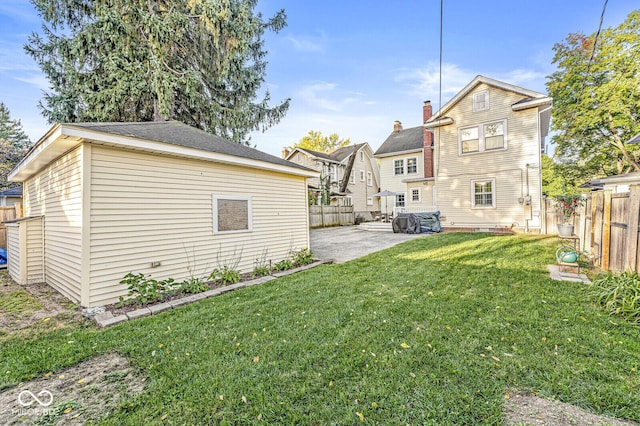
[251,248,272,278]
[591,271,640,324]
[291,248,314,266]
[553,195,584,223]
[273,258,294,271]
[179,277,209,294]
[117,273,177,307]
[208,266,241,285]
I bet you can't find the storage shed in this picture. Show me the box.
[7,122,317,308]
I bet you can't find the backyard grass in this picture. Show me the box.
[1,233,639,424]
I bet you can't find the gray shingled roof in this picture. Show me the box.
[374,126,424,156]
[627,132,640,144]
[70,121,313,171]
[0,186,22,197]
[331,143,366,162]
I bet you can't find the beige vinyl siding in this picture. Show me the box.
[435,83,542,228]
[25,217,44,283]
[88,146,310,306]
[23,146,83,302]
[6,223,20,283]
[378,152,422,194]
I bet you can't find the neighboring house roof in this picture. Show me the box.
[582,171,640,188]
[425,75,552,126]
[288,143,367,164]
[373,126,423,157]
[10,121,318,182]
[0,187,22,197]
[626,132,640,144]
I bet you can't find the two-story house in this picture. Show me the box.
[374,75,552,232]
[284,143,381,219]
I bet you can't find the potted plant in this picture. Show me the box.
[554,195,583,236]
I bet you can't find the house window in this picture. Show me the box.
[344,197,353,206]
[395,194,405,207]
[407,157,418,174]
[330,164,338,182]
[359,151,364,161]
[473,91,489,111]
[359,170,365,181]
[213,195,252,233]
[367,171,373,186]
[394,159,405,175]
[471,179,495,209]
[297,153,301,161]
[411,188,420,202]
[459,120,506,154]
[350,172,356,184]
[367,196,373,206]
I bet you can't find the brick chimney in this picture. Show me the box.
[423,101,434,178]
[282,148,290,159]
[393,120,403,132]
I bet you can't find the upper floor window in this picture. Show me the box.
[394,159,405,175]
[359,170,365,181]
[407,157,418,174]
[367,196,373,206]
[473,91,489,112]
[350,171,356,184]
[359,151,364,161]
[459,120,506,155]
[367,171,373,186]
[330,164,338,181]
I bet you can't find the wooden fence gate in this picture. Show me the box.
[309,205,354,228]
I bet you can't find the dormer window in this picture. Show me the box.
[473,91,489,112]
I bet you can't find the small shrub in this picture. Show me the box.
[273,258,294,271]
[291,248,314,266]
[118,273,176,307]
[251,265,271,278]
[590,271,640,324]
[209,266,241,285]
[180,277,209,294]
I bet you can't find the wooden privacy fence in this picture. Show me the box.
[575,186,640,273]
[541,196,583,236]
[0,205,20,249]
[309,205,354,228]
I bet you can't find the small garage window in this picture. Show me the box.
[213,195,252,234]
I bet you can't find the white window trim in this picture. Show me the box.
[473,90,489,112]
[359,151,364,161]
[470,178,496,209]
[359,170,365,181]
[458,119,507,156]
[393,159,405,176]
[367,196,373,206]
[395,193,406,208]
[212,194,253,234]
[367,171,373,186]
[410,187,421,203]
[350,171,356,184]
[407,157,418,174]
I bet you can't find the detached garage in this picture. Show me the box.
[7,121,317,308]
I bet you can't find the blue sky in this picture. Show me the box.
[0,0,637,156]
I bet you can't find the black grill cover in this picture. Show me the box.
[392,213,421,234]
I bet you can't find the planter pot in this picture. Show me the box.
[557,223,574,236]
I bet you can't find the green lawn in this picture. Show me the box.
[1,233,639,424]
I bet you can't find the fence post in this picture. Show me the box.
[602,190,612,270]
[626,185,640,272]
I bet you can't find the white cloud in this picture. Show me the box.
[15,73,50,91]
[296,81,369,112]
[286,33,326,52]
[394,61,476,98]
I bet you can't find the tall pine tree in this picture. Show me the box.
[0,103,31,189]
[26,0,289,144]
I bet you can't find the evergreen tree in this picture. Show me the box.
[26,0,289,144]
[0,103,31,189]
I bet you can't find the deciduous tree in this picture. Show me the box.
[546,10,640,177]
[292,130,350,152]
[26,0,289,144]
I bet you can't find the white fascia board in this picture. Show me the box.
[374,148,423,159]
[511,97,553,111]
[8,124,65,182]
[62,126,319,178]
[424,117,454,128]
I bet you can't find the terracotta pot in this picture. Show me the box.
[557,223,574,236]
